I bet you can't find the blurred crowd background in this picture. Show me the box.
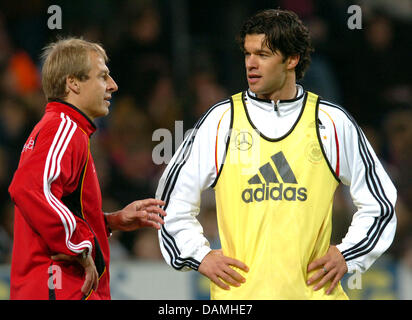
[0,0,411,290]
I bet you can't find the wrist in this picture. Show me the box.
[104,212,117,234]
[196,246,213,265]
[75,249,91,265]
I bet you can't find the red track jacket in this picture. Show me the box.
[9,100,111,300]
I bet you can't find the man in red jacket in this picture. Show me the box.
[8,37,166,300]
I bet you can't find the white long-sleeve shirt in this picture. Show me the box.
[156,85,397,274]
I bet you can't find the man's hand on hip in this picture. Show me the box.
[306,245,348,295]
[51,252,99,296]
[198,249,249,290]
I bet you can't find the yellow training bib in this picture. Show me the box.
[212,91,348,300]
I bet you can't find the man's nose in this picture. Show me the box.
[108,75,118,92]
[246,55,258,70]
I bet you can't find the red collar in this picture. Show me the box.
[45,100,97,137]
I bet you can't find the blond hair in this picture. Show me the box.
[41,37,108,101]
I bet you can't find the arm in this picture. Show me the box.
[9,118,99,294]
[156,100,248,288]
[308,102,397,293]
[336,113,397,272]
[9,119,95,258]
[156,108,220,270]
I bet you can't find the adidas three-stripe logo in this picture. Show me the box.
[248,151,298,185]
[241,151,307,203]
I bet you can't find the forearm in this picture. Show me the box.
[156,131,215,270]
[336,200,397,273]
[158,196,212,271]
[11,186,95,257]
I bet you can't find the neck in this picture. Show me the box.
[261,86,296,101]
[64,95,95,121]
[257,73,297,101]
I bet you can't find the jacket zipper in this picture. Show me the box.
[273,100,279,112]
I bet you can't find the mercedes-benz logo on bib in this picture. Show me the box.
[235,131,253,151]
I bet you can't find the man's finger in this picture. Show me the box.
[137,198,166,209]
[146,220,162,230]
[141,213,164,229]
[326,268,347,295]
[145,206,167,217]
[81,273,93,295]
[307,268,324,285]
[223,266,246,284]
[224,257,249,273]
[145,211,166,224]
[211,275,230,290]
[81,268,99,296]
[307,255,328,273]
[307,260,334,284]
[313,269,335,291]
[326,274,340,295]
[93,270,99,292]
[51,253,76,262]
[219,270,242,287]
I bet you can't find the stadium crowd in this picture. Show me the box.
[0,0,411,279]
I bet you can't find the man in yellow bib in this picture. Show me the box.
[156,9,396,299]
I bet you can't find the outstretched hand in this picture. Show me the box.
[106,198,167,231]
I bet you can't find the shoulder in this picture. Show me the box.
[37,112,87,151]
[318,98,354,124]
[39,111,79,133]
[318,98,359,134]
[193,97,232,131]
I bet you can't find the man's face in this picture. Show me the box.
[77,51,118,120]
[243,34,289,100]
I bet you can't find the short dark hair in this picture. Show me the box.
[237,9,314,80]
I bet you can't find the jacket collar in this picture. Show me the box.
[46,99,97,137]
[247,84,305,103]
[246,84,305,114]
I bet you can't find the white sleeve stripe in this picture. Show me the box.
[320,101,394,261]
[159,99,229,270]
[42,113,92,255]
[43,114,76,233]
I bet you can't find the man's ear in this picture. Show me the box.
[286,54,300,70]
[66,76,80,94]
